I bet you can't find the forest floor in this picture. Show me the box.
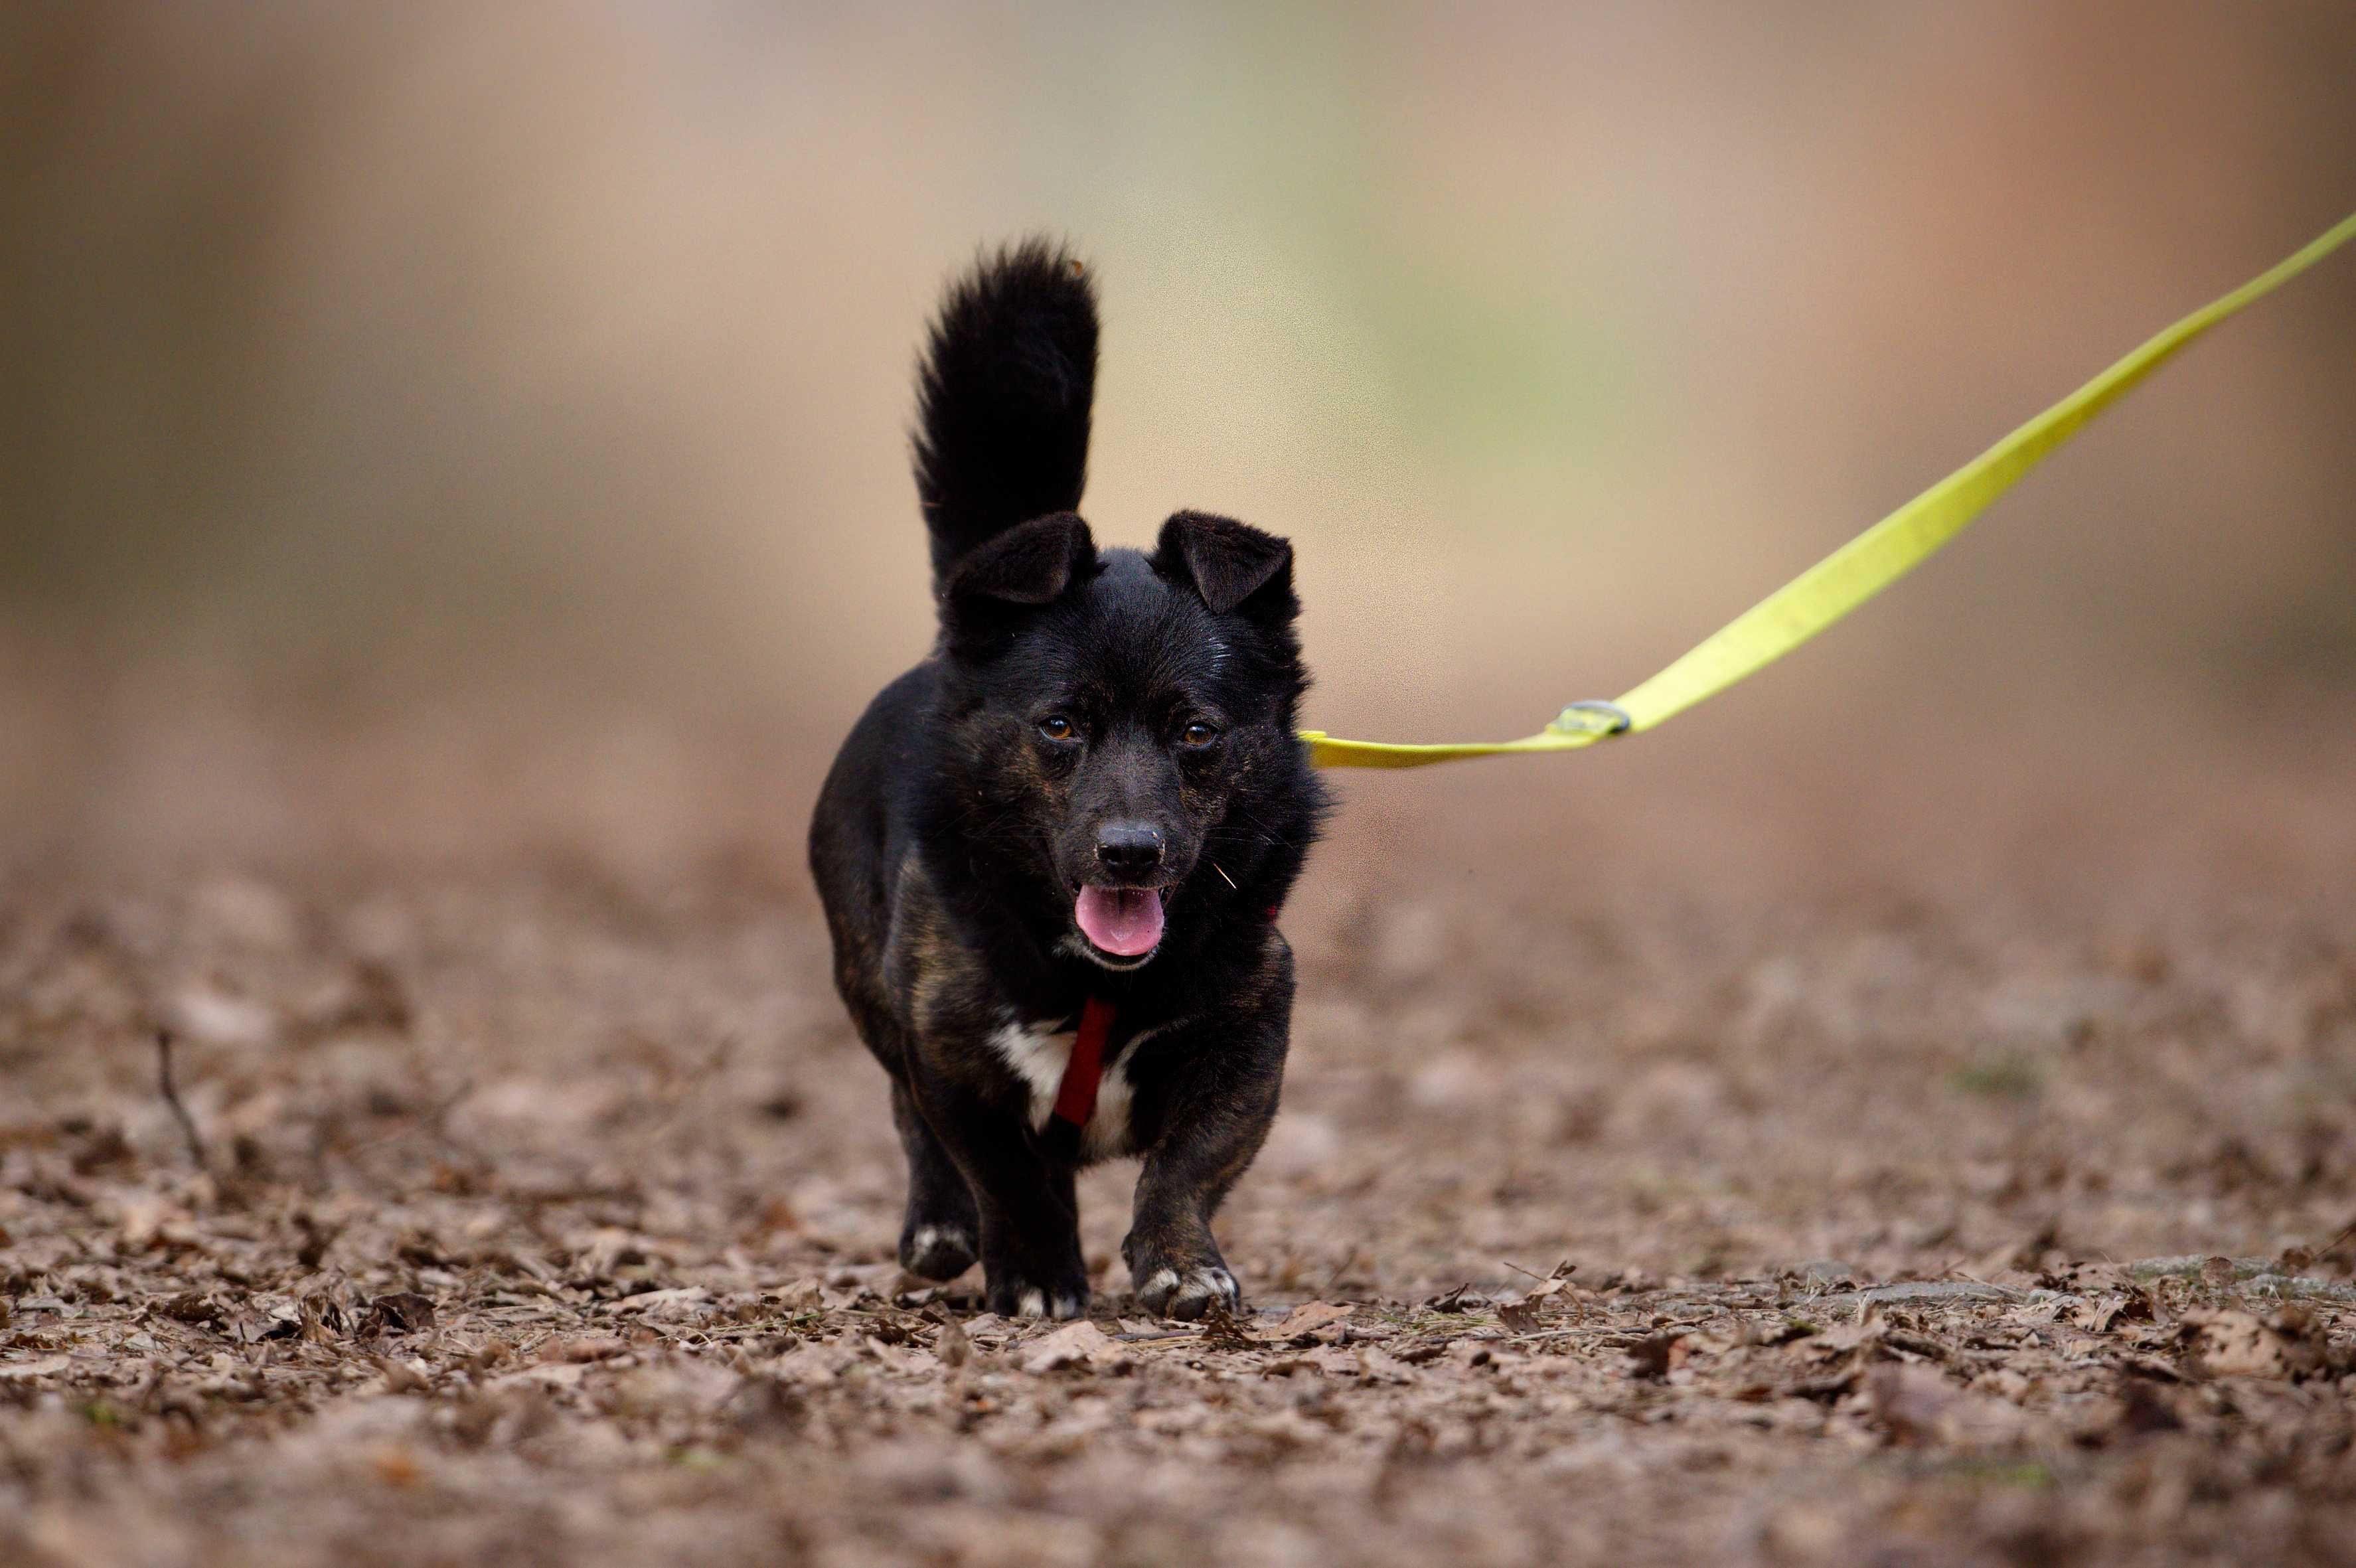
[4,703,2355,1567]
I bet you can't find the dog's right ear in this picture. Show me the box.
[1150,510,1295,619]
[940,512,1095,643]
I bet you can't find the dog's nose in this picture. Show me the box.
[1093,821,1164,876]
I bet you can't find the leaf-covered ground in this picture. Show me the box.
[5,722,2355,1566]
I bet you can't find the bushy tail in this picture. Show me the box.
[912,240,1099,587]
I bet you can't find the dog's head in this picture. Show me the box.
[932,510,1314,970]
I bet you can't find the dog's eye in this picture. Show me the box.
[1038,716,1075,742]
[1180,721,1219,749]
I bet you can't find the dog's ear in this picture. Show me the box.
[940,512,1095,640]
[1151,511,1295,617]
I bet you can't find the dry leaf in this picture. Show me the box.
[1495,1296,1544,1333]
[2180,1309,2287,1379]
[2183,1306,2341,1381]
[542,1333,628,1364]
[0,1354,72,1380]
[362,1293,437,1336]
[1196,1301,1259,1352]
[1268,1301,1354,1340]
[1022,1319,1115,1373]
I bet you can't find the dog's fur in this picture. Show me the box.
[808,241,1330,1320]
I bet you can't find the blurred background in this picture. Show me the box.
[3,0,2353,883]
[9,13,2356,1556]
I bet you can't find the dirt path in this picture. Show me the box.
[4,721,2355,1566]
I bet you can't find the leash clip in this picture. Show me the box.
[1549,700,1632,739]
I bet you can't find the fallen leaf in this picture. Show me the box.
[1268,1301,1353,1340]
[1195,1301,1258,1352]
[2067,1294,2134,1334]
[0,1354,71,1380]
[155,1293,223,1328]
[362,1293,437,1336]
[615,1285,712,1322]
[2179,1309,2287,1379]
[542,1333,628,1363]
[1022,1319,1115,1373]
[1496,1296,1544,1333]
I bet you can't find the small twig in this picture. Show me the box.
[2317,1216,2356,1259]
[155,1030,208,1170]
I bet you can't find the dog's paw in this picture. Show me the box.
[1135,1262,1240,1321]
[985,1273,1089,1320]
[899,1223,977,1281]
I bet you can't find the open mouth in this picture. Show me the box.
[1072,884,1169,960]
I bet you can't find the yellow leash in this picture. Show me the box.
[1303,208,2356,769]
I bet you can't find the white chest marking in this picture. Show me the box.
[986,1016,1178,1161]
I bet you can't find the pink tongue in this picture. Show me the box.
[1074,884,1165,957]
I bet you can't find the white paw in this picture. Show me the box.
[1011,1287,1088,1321]
[902,1223,977,1281]
[1138,1263,1238,1320]
[909,1223,973,1256]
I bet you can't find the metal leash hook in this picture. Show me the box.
[1548,700,1632,739]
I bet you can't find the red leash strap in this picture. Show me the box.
[1050,996,1116,1134]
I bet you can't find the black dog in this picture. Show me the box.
[808,242,1329,1320]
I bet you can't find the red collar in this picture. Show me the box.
[1047,907,1278,1142]
[1049,995,1117,1135]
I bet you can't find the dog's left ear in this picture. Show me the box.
[944,511,1096,607]
[1152,511,1296,618]
[938,512,1097,655]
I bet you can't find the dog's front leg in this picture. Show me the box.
[908,1067,1088,1320]
[1123,1020,1287,1320]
